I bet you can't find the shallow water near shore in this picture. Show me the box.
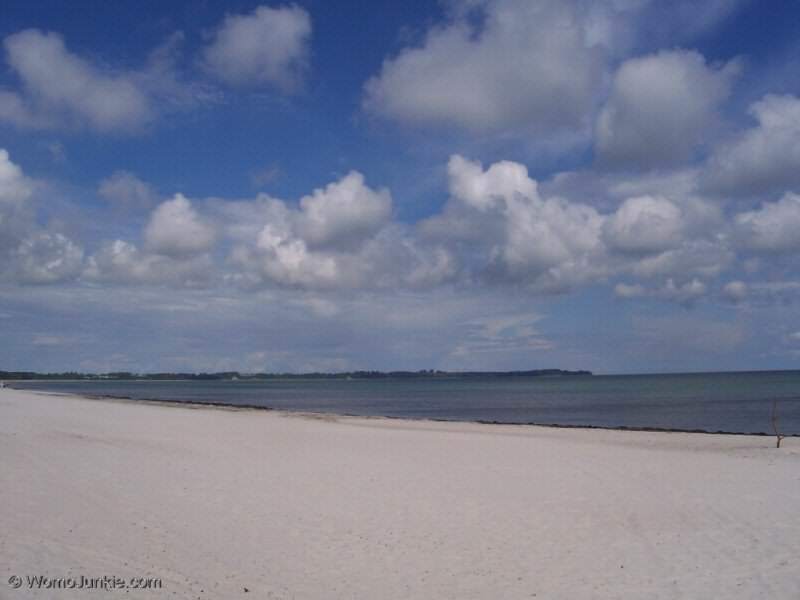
[12,370,800,435]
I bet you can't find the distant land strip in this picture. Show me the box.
[0,368,592,381]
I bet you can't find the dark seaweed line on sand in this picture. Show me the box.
[73,391,797,438]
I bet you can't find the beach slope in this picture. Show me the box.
[1,388,798,599]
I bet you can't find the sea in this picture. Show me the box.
[10,370,800,435]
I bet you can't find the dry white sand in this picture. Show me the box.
[1,387,798,599]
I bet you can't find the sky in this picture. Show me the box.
[1,0,800,375]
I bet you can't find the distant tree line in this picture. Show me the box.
[0,368,592,381]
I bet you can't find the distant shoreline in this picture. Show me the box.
[0,368,592,381]
[5,368,800,382]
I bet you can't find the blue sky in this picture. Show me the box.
[2,0,800,374]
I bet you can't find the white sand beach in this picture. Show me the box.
[1,387,798,599]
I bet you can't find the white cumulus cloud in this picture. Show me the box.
[202,5,311,91]
[1,30,152,132]
[595,49,737,168]
[615,278,707,304]
[84,239,214,287]
[363,0,606,134]
[144,194,216,258]
[735,192,800,253]
[13,232,83,284]
[604,195,685,254]
[0,148,33,206]
[0,29,207,133]
[0,149,84,284]
[424,155,606,291]
[297,172,392,249]
[704,95,800,196]
[217,171,453,290]
[98,171,158,212]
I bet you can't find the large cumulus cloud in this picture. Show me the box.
[595,50,737,168]
[363,0,606,134]
[704,95,800,196]
[0,150,83,283]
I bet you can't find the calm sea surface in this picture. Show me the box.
[11,371,800,435]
